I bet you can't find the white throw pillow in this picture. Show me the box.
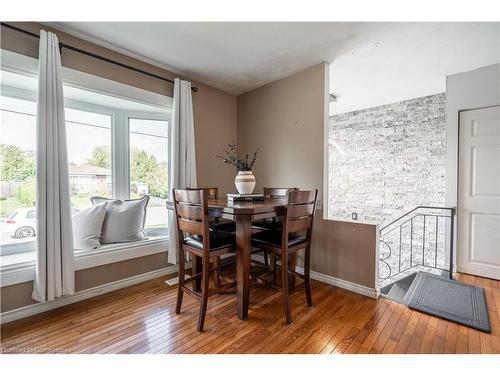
[91,196,150,244]
[72,203,107,250]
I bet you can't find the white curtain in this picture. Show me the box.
[32,30,75,303]
[168,78,197,265]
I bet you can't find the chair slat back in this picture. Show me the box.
[187,187,218,200]
[286,216,313,233]
[284,189,318,234]
[173,189,208,237]
[263,187,298,199]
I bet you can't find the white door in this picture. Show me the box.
[458,106,500,280]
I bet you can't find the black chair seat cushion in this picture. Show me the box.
[251,219,283,231]
[209,219,236,233]
[184,230,235,251]
[251,230,306,249]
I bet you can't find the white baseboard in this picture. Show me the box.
[308,270,379,299]
[0,265,178,325]
[252,254,379,299]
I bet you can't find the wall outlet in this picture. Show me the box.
[351,212,358,220]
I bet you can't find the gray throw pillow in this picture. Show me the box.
[91,196,150,244]
[72,202,107,250]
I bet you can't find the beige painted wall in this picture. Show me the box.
[237,64,325,201]
[237,63,378,290]
[0,22,236,313]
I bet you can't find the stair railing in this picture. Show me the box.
[378,206,456,282]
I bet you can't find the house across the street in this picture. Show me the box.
[68,164,111,194]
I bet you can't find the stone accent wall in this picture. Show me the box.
[328,93,446,226]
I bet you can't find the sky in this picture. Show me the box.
[1,95,168,167]
[0,96,37,154]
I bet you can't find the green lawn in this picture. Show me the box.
[0,197,30,218]
[130,193,164,207]
[72,193,165,209]
[71,193,95,210]
[0,193,165,217]
[146,224,168,229]
[0,194,97,217]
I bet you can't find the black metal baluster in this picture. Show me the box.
[379,206,455,288]
[422,215,426,271]
[399,225,402,274]
[449,208,456,280]
[435,215,439,269]
[410,218,413,269]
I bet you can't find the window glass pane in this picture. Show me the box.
[129,118,168,237]
[66,107,112,211]
[0,95,37,252]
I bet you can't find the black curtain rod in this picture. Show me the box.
[0,22,198,92]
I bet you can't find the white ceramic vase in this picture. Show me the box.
[235,171,256,194]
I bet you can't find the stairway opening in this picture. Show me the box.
[380,269,449,304]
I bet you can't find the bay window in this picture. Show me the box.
[1,51,171,267]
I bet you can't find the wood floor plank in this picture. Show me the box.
[299,294,361,354]
[406,313,430,353]
[369,303,405,353]
[1,272,497,354]
[259,287,353,354]
[418,316,439,354]
[318,297,378,354]
[468,328,482,354]
[286,295,358,354]
[345,299,393,354]
[253,288,351,354]
[431,319,448,354]
[456,326,469,354]
[443,322,459,354]
[381,305,412,354]
[394,310,420,353]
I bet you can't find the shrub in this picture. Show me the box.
[16,182,36,206]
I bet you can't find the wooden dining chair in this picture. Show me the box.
[186,187,236,288]
[173,189,236,332]
[186,187,236,232]
[252,187,298,268]
[252,187,299,231]
[251,189,318,324]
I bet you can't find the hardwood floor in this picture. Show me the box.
[1,273,499,354]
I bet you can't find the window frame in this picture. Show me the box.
[62,98,170,202]
[1,88,171,233]
[0,54,172,282]
[121,109,171,201]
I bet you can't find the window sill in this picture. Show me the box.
[0,236,169,287]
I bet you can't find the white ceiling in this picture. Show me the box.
[47,22,499,103]
[329,22,500,114]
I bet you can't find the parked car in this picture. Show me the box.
[1,207,80,239]
[1,207,37,239]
